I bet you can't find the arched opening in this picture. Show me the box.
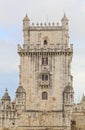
[42,74,48,81]
[45,75,48,80]
[42,74,44,80]
[46,57,48,65]
[44,40,47,45]
[42,57,48,65]
[71,94,73,98]
[42,92,48,100]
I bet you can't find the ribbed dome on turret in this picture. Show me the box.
[64,83,74,93]
[23,14,30,22]
[2,88,11,101]
[61,13,68,21]
[16,83,26,93]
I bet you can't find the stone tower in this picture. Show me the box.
[17,14,74,130]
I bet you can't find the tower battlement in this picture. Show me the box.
[22,14,69,48]
[28,23,62,31]
[18,43,73,55]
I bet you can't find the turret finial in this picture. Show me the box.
[23,14,30,21]
[61,13,68,21]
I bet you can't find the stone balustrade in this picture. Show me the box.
[18,43,73,54]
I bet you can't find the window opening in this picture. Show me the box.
[42,58,44,65]
[42,57,48,65]
[42,75,44,80]
[44,40,47,45]
[46,58,48,65]
[45,75,48,80]
[42,92,48,100]
[42,74,48,81]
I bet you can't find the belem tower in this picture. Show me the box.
[0,14,85,130]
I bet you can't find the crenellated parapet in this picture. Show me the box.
[23,14,68,31]
[28,22,62,31]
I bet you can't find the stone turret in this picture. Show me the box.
[1,88,11,110]
[15,83,26,111]
[23,14,30,47]
[2,88,11,101]
[61,13,69,45]
[64,83,74,106]
[61,13,69,30]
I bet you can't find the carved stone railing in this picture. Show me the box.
[18,43,73,54]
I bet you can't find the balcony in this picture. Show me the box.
[17,43,73,56]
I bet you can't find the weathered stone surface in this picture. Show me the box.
[0,14,75,130]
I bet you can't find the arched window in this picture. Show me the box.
[45,75,48,80]
[42,74,44,80]
[44,40,47,45]
[46,58,48,65]
[42,57,48,65]
[42,74,48,81]
[42,92,48,100]
[42,58,44,65]
[71,94,73,98]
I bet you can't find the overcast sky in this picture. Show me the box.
[0,0,85,103]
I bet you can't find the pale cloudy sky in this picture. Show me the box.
[0,0,85,102]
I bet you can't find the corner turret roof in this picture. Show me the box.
[64,83,74,93]
[23,14,30,21]
[16,83,26,93]
[2,88,11,101]
[61,13,68,21]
